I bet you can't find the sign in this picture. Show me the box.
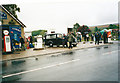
[9,26,21,42]
[3,30,9,35]
[0,11,7,19]
[107,31,111,38]
[14,34,17,40]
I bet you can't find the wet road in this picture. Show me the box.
[1,43,119,81]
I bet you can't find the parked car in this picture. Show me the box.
[43,33,77,47]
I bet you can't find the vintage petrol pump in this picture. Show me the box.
[3,30,11,52]
[34,35,44,50]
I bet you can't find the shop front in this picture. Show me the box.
[2,25,22,52]
[1,5,26,53]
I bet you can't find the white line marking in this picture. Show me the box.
[2,59,80,78]
[102,50,119,55]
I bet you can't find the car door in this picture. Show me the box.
[56,34,63,45]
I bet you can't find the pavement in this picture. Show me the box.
[1,41,118,61]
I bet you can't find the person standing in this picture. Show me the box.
[30,36,33,44]
[79,33,82,42]
[76,33,81,42]
[86,34,89,42]
[91,34,94,41]
[95,32,100,45]
[76,33,79,42]
[99,31,102,43]
[84,33,86,42]
[103,30,108,44]
[67,32,74,49]
[62,34,68,47]
[19,36,25,50]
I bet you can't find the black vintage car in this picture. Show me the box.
[43,33,77,47]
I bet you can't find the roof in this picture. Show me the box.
[25,31,32,33]
[0,5,26,28]
[46,33,62,35]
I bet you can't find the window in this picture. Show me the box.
[46,34,56,39]
[57,34,62,38]
[6,37,9,42]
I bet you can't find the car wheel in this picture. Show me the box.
[73,44,77,47]
[57,44,59,47]
[49,43,53,47]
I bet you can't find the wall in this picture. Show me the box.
[1,8,24,38]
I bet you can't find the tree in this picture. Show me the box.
[32,30,47,36]
[73,23,80,29]
[94,27,99,32]
[73,23,81,37]
[77,25,91,35]
[109,24,118,29]
[2,4,20,18]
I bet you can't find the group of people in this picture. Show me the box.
[15,30,109,51]
[83,33,91,42]
[94,30,108,45]
[62,32,76,49]
[62,30,109,49]
[12,36,33,51]
[81,30,108,45]
[84,33,95,42]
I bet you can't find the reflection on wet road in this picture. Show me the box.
[2,44,119,81]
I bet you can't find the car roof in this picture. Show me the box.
[46,33,62,35]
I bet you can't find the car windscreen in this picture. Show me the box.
[57,34,62,38]
[46,34,56,39]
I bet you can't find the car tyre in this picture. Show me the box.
[73,44,77,47]
[57,44,59,47]
[49,43,53,47]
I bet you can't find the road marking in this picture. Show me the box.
[3,50,119,78]
[102,50,119,55]
[2,59,80,78]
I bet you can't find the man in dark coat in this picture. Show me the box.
[30,36,33,44]
[19,36,25,50]
[103,30,108,44]
[91,34,94,41]
[84,33,86,41]
[62,34,68,47]
[67,32,74,49]
[95,31,100,45]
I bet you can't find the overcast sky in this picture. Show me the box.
[1,0,119,34]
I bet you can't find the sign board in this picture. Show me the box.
[9,26,21,42]
[0,11,7,19]
[3,30,9,35]
[107,31,111,38]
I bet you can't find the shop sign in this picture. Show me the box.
[9,26,21,42]
[3,30,9,35]
[12,28,21,32]
[14,34,18,40]
[0,11,7,19]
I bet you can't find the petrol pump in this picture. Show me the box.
[3,30,12,52]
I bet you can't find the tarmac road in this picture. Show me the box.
[2,43,119,82]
